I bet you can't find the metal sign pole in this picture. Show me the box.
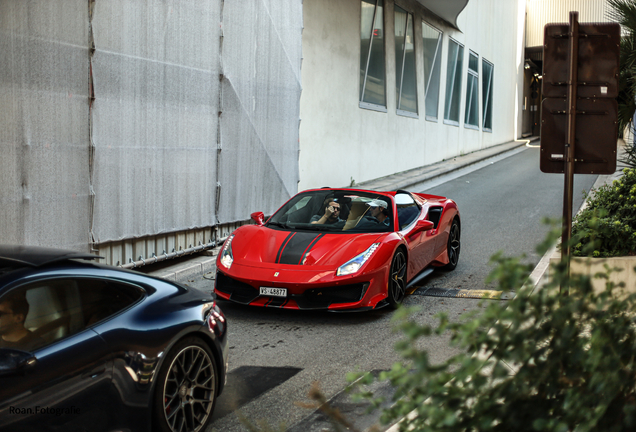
[562,11,579,294]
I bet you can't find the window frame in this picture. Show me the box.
[422,21,443,122]
[267,189,395,234]
[443,37,465,127]
[482,58,494,132]
[0,276,146,352]
[359,0,388,113]
[395,192,421,230]
[76,277,147,328]
[464,50,480,130]
[394,4,418,118]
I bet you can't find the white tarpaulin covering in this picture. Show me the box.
[1,0,301,250]
[218,0,302,222]
[0,1,90,250]
[90,1,221,242]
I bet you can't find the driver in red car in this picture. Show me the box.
[310,199,344,225]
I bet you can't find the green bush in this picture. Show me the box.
[619,141,636,169]
[571,167,636,257]
[609,0,636,142]
[351,230,636,432]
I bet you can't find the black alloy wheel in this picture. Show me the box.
[443,220,460,271]
[154,337,218,432]
[388,249,407,308]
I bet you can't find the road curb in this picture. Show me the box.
[533,163,627,290]
[147,253,218,283]
[384,142,628,432]
[355,138,538,192]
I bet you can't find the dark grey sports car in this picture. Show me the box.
[0,245,228,432]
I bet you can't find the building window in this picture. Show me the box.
[360,0,386,111]
[394,5,417,117]
[482,59,494,131]
[422,22,442,121]
[464,51,479,129]
[444,39,464,125]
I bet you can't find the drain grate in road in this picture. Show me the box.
[417,287,461,297]
[413,287,505,299]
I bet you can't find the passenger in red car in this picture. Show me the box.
[368,200,390,224]
[355,199,391,229]
[310,199,344,225]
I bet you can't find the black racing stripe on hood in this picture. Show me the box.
[278,232,323,265]
[299,234,325,265]
[275,232,296,264]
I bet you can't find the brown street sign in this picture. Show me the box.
[541,20,620,175]
[540,97,618,174]
[540,13,620,292]
[543,23,620,99]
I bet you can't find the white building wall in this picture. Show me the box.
[299,0,526,191]
[526,0,616,47]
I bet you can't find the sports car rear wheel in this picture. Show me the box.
[154,337,218,432]
[388,249,407,308]
[442,219,460,271]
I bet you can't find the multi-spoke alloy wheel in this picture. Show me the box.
[155,338,217,432]
[443,220,461,271]
[388,250,407,308]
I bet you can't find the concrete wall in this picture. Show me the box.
[526,0,616,48]
[299,0,526,191]
[0,0,302,265]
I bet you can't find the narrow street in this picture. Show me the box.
[1,2,624,432]
[419,144,597,291]
[199,145,599,431]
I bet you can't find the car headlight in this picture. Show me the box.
[336,243,380,276]
[219,235,235,269]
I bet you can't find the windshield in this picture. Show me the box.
[267,190,394,233]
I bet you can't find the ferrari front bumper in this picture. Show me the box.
[214,262,390,311]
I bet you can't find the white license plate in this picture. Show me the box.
[259,287,287,298]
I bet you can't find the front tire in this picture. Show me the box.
[387,249,407,308]
[153,337,218,432]
[442,219,460,271]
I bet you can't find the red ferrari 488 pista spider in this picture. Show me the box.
[214,188,460,311]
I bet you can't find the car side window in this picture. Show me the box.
[0,278,143,353]
[0,281,81,353]
[395,193,421,230]
[77,279,144,326]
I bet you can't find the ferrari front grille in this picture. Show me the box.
[216,272,369,309]
[215,272,259,304]
[295,283,369,309]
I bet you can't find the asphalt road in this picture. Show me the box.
[419,145,597,292]
[192,145,598,432]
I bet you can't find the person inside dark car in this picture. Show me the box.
[310,198,345,225]
[0,291,44,352]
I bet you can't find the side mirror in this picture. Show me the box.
[250,211,265,226]
[414,220,435,233]
[0,349,37,376]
